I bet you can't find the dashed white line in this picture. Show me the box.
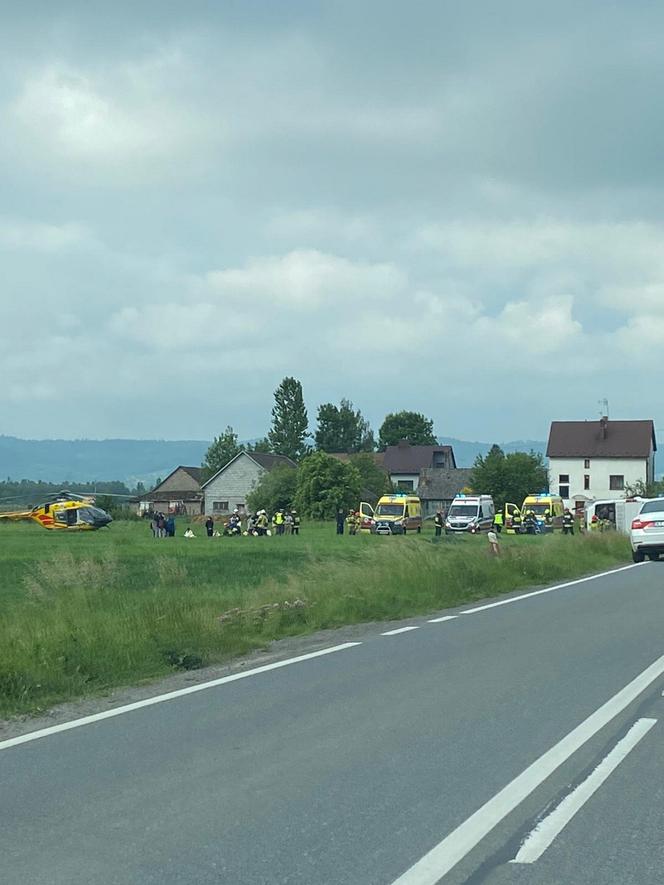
[390,653,664,885]
[512,717,657,864]
[0,642,363,752]
[460,563,643,615]
[381,626,421,636]
[427,615,458,623]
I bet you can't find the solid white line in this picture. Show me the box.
[427,615,458,623]
[460,563,644,615]
[390,652,664,885]
[0,642,363,752]
[512,717,657,864]
[382,626,421,636]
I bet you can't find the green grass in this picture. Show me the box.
[0,519,630,717]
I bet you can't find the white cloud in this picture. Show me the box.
[0,217,90,252]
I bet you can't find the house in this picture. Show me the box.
[547,417,657,506]
[417,467,474,518]
[138,466,204,515]
[382,441,457,491]
[202,451,297,516]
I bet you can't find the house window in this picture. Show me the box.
[212,501,229,512]
[584,475,590,490]
[559,485,570,498]
[559,474,569,483]
[397,480,414,491]
[432,452,446,467]
[584,459,590,469]
[609,475,625,491]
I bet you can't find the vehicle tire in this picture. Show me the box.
[647,552,660,562]
[632,550,645,563]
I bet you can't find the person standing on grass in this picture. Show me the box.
[434,509,444,537]
[284,511,293,535]
[157,512,166,538]
[291,509,300,535]
[336,508,345,535]
[562,509,574,535]
[487,529,500,555]
[205,515,214,538]
[166,515,176,537]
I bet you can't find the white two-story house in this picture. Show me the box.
[547,417,657,506]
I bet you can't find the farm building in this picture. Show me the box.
[137,466,204,515]
[202,451,297,516]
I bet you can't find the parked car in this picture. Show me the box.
[630,498,664,562]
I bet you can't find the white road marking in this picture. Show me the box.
[0,642,363,752]
[460,563,644,615]
[381,626,421,636]
[390,652,664,885]
[428,616,458,623]
[512,717,657,864]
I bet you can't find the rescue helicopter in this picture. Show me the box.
[0,491,113,531]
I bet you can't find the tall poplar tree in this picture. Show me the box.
[268,377,310,461]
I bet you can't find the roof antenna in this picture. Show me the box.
[598,398,609,419]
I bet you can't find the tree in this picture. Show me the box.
[470,448,548,509]
[378,411,437,450]
[624,478,664,498]
[245,437,272,454]
[202,425,243,479]
[348,453,391,498]
[315,399,375,453]
[294,452,362,518]
[246,465,298,515]
[268,377,310,461]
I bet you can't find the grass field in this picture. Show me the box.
[0,519,630,717]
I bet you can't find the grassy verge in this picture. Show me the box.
[0,520,630,717]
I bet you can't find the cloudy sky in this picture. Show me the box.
[2,1,663,443]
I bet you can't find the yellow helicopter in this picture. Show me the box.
[0,491,113,531]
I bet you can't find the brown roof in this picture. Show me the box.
[547,420,656,459]
[179,466,204,484]
[246,452,297,471]
[141,490,203,502]
[383,443,456,473]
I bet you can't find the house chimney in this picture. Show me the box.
[599,415,608,439]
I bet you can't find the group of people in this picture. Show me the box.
[200,508,301,538]
[336,509,364,535]
[150,512,176,538]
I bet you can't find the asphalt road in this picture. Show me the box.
[2,561,663,885]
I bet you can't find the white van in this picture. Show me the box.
[445,494,495,534]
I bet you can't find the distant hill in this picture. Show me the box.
[0,436,210,486]
[439,437,548,468]
[0,434,548,485]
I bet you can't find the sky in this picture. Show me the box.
[1,0,663,443]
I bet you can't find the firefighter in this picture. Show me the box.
[346,510,358,535]
[562,509,575,535]
[291,509,301,535]
[434,509,444,537]
[511,511,523,534]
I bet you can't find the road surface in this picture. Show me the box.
[2,561,663,884]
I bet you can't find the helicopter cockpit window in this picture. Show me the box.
[77,507,107,525]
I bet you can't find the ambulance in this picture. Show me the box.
[366,493,422,535]
[445,494,495,533]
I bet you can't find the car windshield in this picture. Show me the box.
[448,504,478,518]
[375,504,405,517]
[524,503,549,515]
[640,499,664,514]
